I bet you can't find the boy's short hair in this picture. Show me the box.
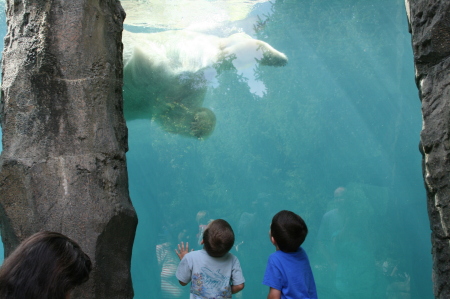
[271,210,308,252]
[203,219,235,257]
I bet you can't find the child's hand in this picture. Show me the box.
[175,242,192,260]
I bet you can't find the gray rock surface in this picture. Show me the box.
[0,0,137,298]
[406,0,450,297]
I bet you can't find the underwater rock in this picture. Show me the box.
[122,29,288,139]
[0,0,137,298]
[406,0,450,297]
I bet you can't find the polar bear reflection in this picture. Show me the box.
[123,30,288,139]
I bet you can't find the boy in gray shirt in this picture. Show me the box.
[176,219,245,298]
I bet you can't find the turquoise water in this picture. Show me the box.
[0,0,432,298]
[126,0,432,298]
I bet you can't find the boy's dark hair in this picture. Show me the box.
[203,219,235,257]
[271,210,308,252]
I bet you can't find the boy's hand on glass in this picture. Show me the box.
[175,241,192,260]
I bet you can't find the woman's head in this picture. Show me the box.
[0,231,92,299]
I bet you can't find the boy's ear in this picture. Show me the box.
[200,239,204,245]
[270,236,276,246]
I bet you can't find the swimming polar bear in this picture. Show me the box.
[122,29,288,139]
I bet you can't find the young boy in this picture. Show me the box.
[263,210,318,299]
[175,219,245,298]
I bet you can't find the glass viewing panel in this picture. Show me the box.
[0,0,433,298]
[123,0,432,298]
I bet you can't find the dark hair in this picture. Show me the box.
[0,231,92,299]
[203,219,235,257]
[271,210,308,252]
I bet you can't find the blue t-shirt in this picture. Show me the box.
[263,247,318,299]
[176,249,245,299]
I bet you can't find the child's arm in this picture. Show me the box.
[267,287,281,299]
[178,280,188,286]
[175,242,193,286]
[231,283,244,294]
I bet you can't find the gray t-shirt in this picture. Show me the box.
[176,249,245,299]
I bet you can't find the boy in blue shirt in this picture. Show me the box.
[263,210,318,299]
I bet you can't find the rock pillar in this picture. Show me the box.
[0,0,138,298]
[406,0,450,297]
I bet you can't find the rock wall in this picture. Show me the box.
[0,0,137,298]
[406,0,450,297]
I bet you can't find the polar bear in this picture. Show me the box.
[122,29,287,139]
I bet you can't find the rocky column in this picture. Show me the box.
[0,0,137,298]
[406,0,450,297]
